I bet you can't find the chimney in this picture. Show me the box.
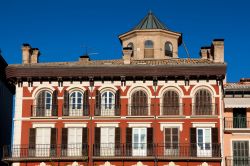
[200,47,211,60]
[212,39,224,63]
[22,43,31,64]
[79,55,90,63]
[31,48,40,64]
[122,47,133,64]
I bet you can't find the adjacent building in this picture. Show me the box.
[224,78,250,166]
[0,54,14,165]
[2,12,226,166]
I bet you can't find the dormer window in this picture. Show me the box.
[165,42,173,57]
[127,42,134,57]
[144,40,154,58]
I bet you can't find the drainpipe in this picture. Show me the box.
[153,77,157,166]
[219,79,225,166]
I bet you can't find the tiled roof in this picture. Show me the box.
[133,11,167,30]
[225,83,250,90]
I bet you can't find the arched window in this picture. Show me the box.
[165,42,173,57]
[131,90,148,116]
[127,42,134,57]
[101,91,115,116]
[35,90,52,116]
[162,90,180,115]
[144,40,154,58]
[194,89,212,115]
[69,91,83,116]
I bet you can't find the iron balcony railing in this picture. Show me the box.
[127,104,153,116]
[63,104,89,116]
[224,117,250,129]
[2,144,88,160]
[160,104,184,116]
[191,103,218,116]
[225,156,250,166]
[95,104,121,116]
[93,143,221,158]
[31,105,58,117]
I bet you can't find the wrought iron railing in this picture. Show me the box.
[225,156,250,166]
[95,104,120,116]
[2,144,88,159]
[224,117,250,129]
[191,103,218,116]
[31,105,58,117]
[63,104,89,116]
[127,104,153,116]
[160,104,184,116]
[93,143,221,158]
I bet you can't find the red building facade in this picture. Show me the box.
[3,12,226,166]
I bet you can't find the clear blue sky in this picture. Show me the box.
[0,0,249,82]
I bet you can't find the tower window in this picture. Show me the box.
[165,42,173,57]
[127,42,134,57]
[144,40,154,58]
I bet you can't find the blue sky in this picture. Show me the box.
[0,0,249,82]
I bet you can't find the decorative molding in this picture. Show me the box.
[164,161,179,166]
[132,161,147,166]
[128,122,152,128]
[32,123,55,128]
[96,122,119,128]
[199,162,211,166]
[159,122,184,131]
[36,162,50,166]
[64,123,87,128]
[100,161,115,166]
[192,122,216,128]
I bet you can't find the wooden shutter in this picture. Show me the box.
[37,91,45,116]
[52,90,58,116]
[83,90,89,116]
[95,90,101,116]
[29,128,36,157]
[94,127,100,156]
[115,90,121,116]
[61,128,68,156]
[212,128,219,157]
[63,90,69,116]
[131,91,148,116]
[147,128,153,156]
[165,128,171,148]
[115,128,121,156]
[82,128,88,155]
[126,128,132,156]
[190,128,197,157]
[50,128,57,156]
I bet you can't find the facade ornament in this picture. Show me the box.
[164,161,179,166]
[200,162,210,166]
[132,161,148,166]
[100,161,115,166]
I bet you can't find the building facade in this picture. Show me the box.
[224,79,250,166]
[2,12,226,166]
[0,54,14,165]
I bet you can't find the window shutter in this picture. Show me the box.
[83,90,89,116]
[212,128,219,157]
[29,128,36,157]
[147,128,153,156]
[126,128,132,156]
[63,90,69,116]
[50,128,57,156]
[165,128,171,148]
[190,128,197,157]
[82,128,88,155]
[37,91,45,116]
[94,127,100,156]
[115,127,121,156]
[95,90,101,116]
[115,89,121,116]
[52,90,58,116]
[61,128,68,156]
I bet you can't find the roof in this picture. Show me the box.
[224,98,250,108]
[133,11,167,30]
[225,83,250,91]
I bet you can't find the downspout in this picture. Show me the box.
[153,78,157,166]
[219,79,225,166]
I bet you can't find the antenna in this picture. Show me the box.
[182,40,191,59]
[80,45,99,57]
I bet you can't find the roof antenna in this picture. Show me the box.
[182,40,191,59]
[80,45,99,57]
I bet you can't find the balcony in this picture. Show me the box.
[31,105,58,117]
[92,143,221,160]
[225,156,250,166]
[160,104,184,116]
[2,144,88,162]
[191,104,218,116]
[63,104,89,116]
[127,104,153,116]
[224,118,250,132]
[95,104,120,116]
